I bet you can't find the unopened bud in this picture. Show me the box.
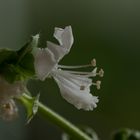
[0,100,18,121]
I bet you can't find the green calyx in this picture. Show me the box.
[0,34,39,83]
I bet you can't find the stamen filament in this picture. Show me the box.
[60,70,93,75]
[93,81,101,90]
[58,64,92,69]
[52,70,91,84]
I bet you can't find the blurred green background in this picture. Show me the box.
[0,0,140,139]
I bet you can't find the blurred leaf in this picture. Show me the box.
[1,64,18,83]
[62,126,99,140]
[17,35,39,64]
[112,128,140,140]
[0,49,17,64]
[18,53,35,76]
[0,58,35,83]
[17,37,32,56]
[0,36,37,83]
[61,133,70,140]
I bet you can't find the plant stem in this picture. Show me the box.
[19,93,92,140]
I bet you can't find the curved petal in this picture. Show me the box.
[47,41,68,62]
[34,48,56,81]
[54,26,74,52]
[34,26,74,80]
[52,70,99,111]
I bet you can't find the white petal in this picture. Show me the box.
[47,41,68,62]
[52,70,99,111]
[54,26,74,51]
[34,48,56,81]
[54,69,92,92]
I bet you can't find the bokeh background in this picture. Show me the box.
[0,0,140,139]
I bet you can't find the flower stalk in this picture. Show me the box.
[19,93,92,140]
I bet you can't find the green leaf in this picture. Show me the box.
[18,53,35,76]
[0,35,39,83]
[0,49,17,64]
[1,64,18,83]
[81,127,99,140]
[17,38,32,59]
[16,34,39,64]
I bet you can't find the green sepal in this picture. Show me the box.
[0,34,39,83]
[0,52,35,83]
[1,64,19,83]
[17,34,39,64]
[18,53,35,77]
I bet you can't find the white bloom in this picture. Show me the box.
[34,26,73,81]
[51,68,99,111]
[34,26,104,111]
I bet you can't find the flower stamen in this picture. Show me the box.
[58,58,97,69]
[97,69,104,77]
[58,64,92,69]
[91,58,96,67]
[93,81,101,90]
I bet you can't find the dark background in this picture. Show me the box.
[0,0,140,139]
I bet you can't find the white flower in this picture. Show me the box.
[34,26,104,111]
[34,26,73,81]
[51,68,99,111]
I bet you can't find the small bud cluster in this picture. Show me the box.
[0,76,25,121]
[0,100,18,121]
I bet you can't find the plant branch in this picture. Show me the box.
[19,93,92,140]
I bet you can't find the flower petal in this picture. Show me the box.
[52,70,99,111]
[54,26,74,51]
[34,26,74,81]
[47,41,68,62]
[34,48,56,81]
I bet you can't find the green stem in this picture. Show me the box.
[19,93,92,140]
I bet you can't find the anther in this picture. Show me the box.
[96,81,101,89]
[93,81,101,89]
[91,58,96,67]
[98,69,104,77]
